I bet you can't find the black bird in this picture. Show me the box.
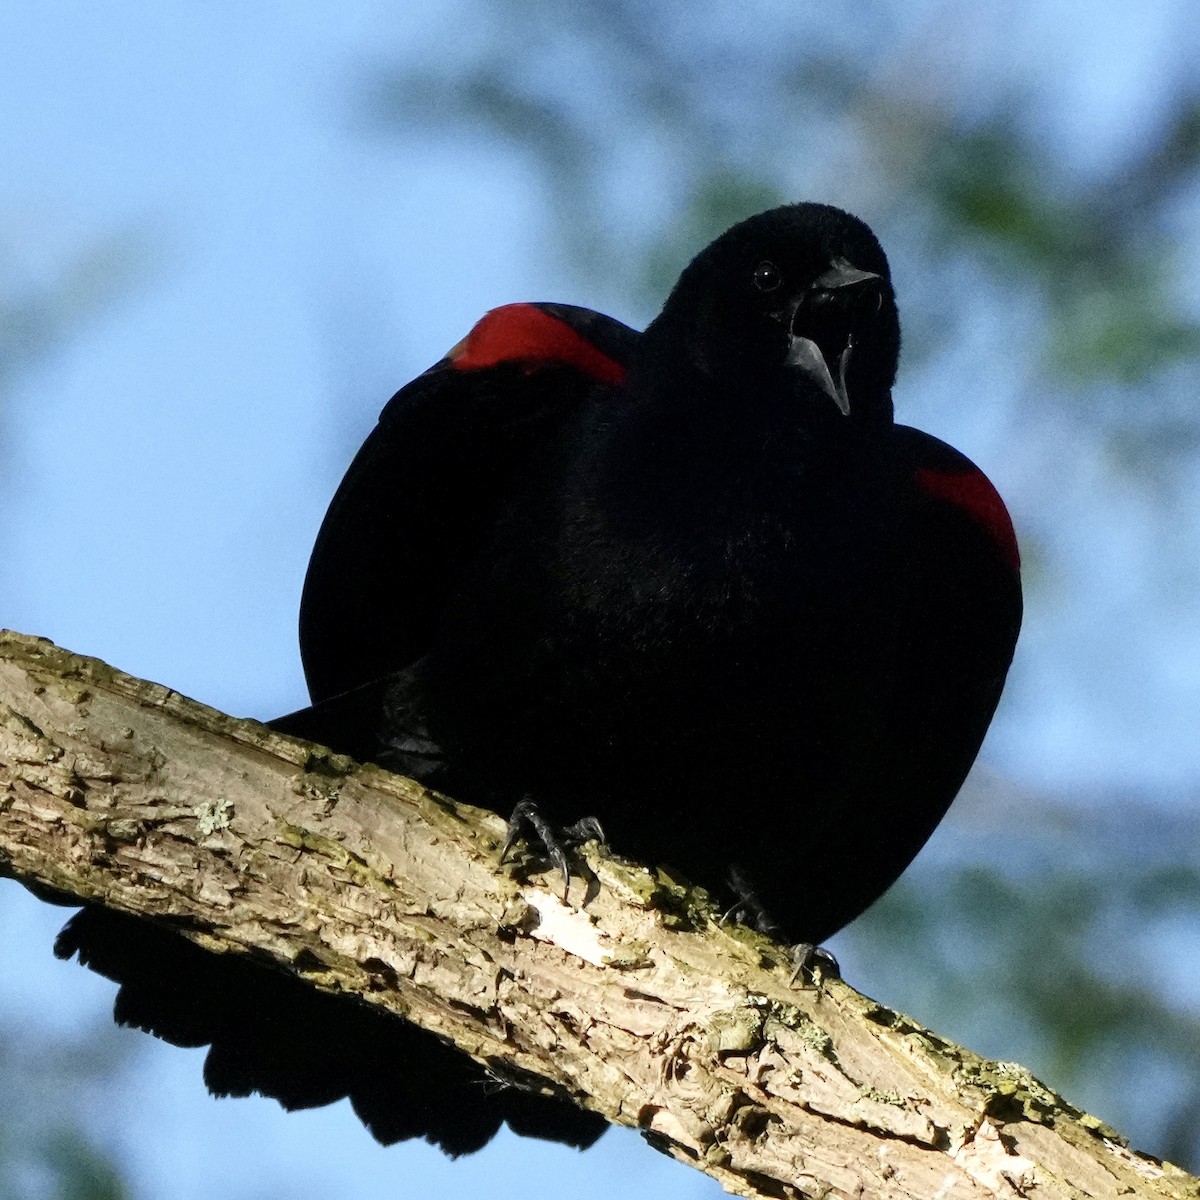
[55,203,1021,1155]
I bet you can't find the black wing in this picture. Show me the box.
[55,304,638,1158]
[298,302,639,704]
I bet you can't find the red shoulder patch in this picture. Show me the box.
[447,303,627,386]
[915,464,1020,573]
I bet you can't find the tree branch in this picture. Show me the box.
[0,629,1194,1200]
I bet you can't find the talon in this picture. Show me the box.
[789,942,840,987]
[500,798,539,865]
[723,865,784,940]
[501,798,598,900]
[552,848,571,899]
[562,816,606,847]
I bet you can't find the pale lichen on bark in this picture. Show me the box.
[0,629,1196,1200]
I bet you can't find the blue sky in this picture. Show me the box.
[0,6,737,1195]
[2,2,1198,1196]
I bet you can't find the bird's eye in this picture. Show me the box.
[752,261,782,292]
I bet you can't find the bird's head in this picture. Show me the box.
[648,203,901,426]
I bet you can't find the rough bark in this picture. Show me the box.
[0,628,1193,1200]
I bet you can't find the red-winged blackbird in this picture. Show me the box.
[55,203,1021,1155]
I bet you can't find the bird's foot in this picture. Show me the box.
[722,867,839,986]
[720,865,785,940]
[788,942,840,988]
[500,798,606,898]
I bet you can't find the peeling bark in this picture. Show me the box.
[0,629,1195,1200]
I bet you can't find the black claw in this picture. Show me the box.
[501,798,598,899]
[561,816,606,847]
[500,798,537,865]
[556,859,571,897]
[723,865,784,940]
[788,943,840,987]
[722,866,839,986]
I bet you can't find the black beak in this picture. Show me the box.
[811,258,881,292]
[784,258,881,415]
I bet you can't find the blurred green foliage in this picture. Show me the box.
[369,1,1200,453]
[0,226,153,401]
[0,1016,131,1200]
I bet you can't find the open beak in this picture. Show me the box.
[784,258,880,416]
[786,337,852,415]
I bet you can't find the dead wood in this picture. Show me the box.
[0,629,1194,1200]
